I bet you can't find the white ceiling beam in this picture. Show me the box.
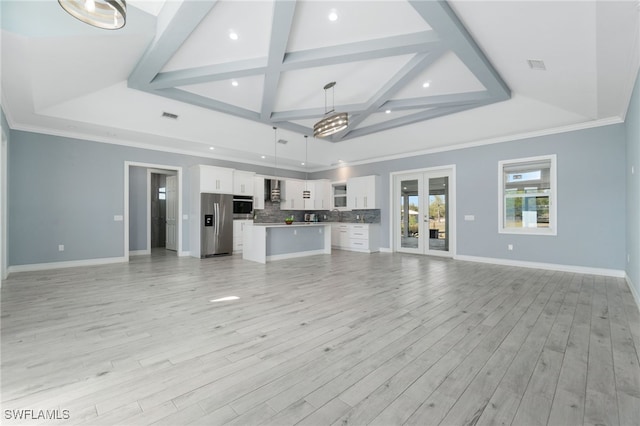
[148,58,268,90]
[281,31,441,71]
[260,0,297,121]
[128,0,219,89]
[409,0,510,100]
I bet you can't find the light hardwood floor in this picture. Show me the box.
[2,250,639,425]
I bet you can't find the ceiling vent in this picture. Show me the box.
[527,59,546,71]
[162,111,179,119]
[277,139,288,144]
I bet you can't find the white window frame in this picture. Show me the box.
[498,154,557,236]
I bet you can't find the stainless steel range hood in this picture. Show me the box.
[264,179,282,202]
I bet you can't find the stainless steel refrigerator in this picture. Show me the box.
[200,193,233,257]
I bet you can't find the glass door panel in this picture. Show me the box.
[395,169,454,256]
[427,176,449,252]
[399,178,421,251]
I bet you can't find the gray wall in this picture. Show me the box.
[7,131,303,266]
[312,123,627,271]
[1,108,9,280]
[626,70,640,297]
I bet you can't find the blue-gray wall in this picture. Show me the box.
[7,131,303,266]
[313,123,627,271]
[129,166,147,251]
[626,70,640,299]
[5,117,630,273]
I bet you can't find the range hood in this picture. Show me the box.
[264,179,282,202]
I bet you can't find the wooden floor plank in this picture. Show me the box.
[1,250,638,426]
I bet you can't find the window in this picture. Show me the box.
[498,155,556,235]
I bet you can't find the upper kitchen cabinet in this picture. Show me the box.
[253,176,265,210]
[198,165,234,194]
[233,170,255,195]
[280,179,305,210]
[347,175,380,209]
[304,179,331,210]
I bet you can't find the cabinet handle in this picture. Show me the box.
[364,196,367,208]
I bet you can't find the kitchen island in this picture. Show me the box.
[242,222,331,264]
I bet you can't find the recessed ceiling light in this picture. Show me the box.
[422,81,431,88]
[229,31,238,40]
[301,162,305,166]
[209,147,215,150]
[261,155,266,159]
[385,109,391,114]
[328,9,338,21]
[231,80,239,87]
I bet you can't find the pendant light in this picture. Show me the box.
[270,127,281,202]
[58,0,126,30]
[314,81,348,138]
[302,135,311,199]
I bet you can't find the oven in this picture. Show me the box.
[233,196,254,214]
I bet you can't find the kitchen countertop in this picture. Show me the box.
[252,222,330,227]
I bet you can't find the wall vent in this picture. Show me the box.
[162,112,179,119]
[527,59,546,70]
[277,139,288,144]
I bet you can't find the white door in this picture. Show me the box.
[394,167,455,257]
[166,175,178,251]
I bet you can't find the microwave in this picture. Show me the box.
[233,196,254,214]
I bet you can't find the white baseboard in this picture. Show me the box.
[626,273,640,311]
[454,254,626,278]
[178,251,190,257]
[8,256,128,274]
[129,250,150,256]
[379,247,393,253]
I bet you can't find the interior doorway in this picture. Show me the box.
[148,169,178,252]
[124,162,183,261]
[393,166,456,257]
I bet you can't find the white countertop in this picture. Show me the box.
[252,222,331,228]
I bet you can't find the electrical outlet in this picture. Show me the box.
[508,244,513,251]
[58,244,64,252]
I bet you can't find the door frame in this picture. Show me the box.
[147,169,177,252]
[124,161,184,260]
[390,165,456,257]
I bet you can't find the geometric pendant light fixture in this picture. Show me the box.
[58,0,126,30]
[314,81,348,138]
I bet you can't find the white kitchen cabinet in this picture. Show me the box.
[280,179,305,210]
[307,179,331,210]
[347,175,380,209]
[331,223,380,253]
[253,176,265,210]
[199,165,234,194]
[233,170,255,195]
[233,219,252,253]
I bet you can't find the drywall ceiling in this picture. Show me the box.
[1,0,638,171]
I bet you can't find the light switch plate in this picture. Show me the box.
[114,215,123,221]
[464,215,475,221]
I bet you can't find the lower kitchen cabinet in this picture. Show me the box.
[331,223,380,253]
[233,220,252,253]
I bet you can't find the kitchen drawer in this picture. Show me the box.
[348,238,370,250]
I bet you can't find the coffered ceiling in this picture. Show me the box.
[1,0,638,171]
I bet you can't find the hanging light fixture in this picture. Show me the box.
[314,81,348,138]
[270,127,281,202]
[302,135,311,199]
[58,0,127,30]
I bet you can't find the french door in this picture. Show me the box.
[394,167,455,256]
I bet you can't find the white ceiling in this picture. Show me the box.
[1,0,638,171]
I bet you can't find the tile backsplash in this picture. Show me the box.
[253,200,380,224]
